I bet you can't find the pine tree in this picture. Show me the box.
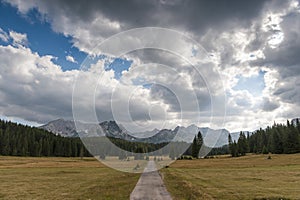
[228,133,235,157]
[232,141,238,157]
[296,118,300,133]
[191,136,198,158]
[196,131,203,157]
[191,131,203,158]
[237,132,248,156]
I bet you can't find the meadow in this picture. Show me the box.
[0,156,140,200]
[1,154,299,199]
[161,154,300,200]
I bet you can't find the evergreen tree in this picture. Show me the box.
[232,142,238,157]
[197,131,203,152]
[296,118,300,134]
[191,131,203,158]
[191,136,198,158]
[228,133,234,156]
[228,133,239,157]
[237,132,248,156]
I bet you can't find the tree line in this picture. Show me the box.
[2,118,299,159]
[228,119,300,157]
[0,119,188,159]
[0,119,90,157]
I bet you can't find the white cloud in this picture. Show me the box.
[9,31,28,46]
[0,44,74,122]
[0,28,9,42]
[2,0,300,132]
[65,55,77,63]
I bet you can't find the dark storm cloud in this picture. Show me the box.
[89,0,269,32]
[7,0,269,35]
[250,9,300,107]
[251,8,300,69]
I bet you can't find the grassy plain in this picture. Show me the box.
[0,156,140,200]
[1,154,299,200]
[161,154,300,200]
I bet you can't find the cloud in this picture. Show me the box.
[262,97,280,112]
[0,28,9,42]
[248,1,300,117]
[2,0,300,132]
[66,55,77,63]
[9,31,28,46]
[0,44,74,122]
[4,0,269,54]
[0,43,188,132]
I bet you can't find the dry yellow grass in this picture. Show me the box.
[161,154,300,200]
[0,156,140,200]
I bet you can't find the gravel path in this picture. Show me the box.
[130,161,172,200]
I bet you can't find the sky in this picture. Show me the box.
[0,0,300,132]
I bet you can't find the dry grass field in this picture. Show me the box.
[1,154,299,200]
[0,156,140,200]
[160,154,300,200]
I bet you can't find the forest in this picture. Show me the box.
[0,118,300,159]
[0,119,187,158]
[228,119,300,157]
[0,119,90,157]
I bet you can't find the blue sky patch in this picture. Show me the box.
[233,70,266,96]
[0,3,87,71]
[105,57,133,79]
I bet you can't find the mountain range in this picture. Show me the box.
[40,119,246,147]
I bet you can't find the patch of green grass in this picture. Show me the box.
[161,154,300,200]
[0,156,140,199]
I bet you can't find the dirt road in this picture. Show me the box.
[130,160,172,200]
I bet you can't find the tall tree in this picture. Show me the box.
[191,136,198,158]
[191,131,203,158]
[228,133,234,156]
[238,132,248,156]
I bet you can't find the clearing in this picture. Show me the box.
[0,156,139,199]
[161,154,300,200]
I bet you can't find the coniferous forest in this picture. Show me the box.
[228,119,300,157]
[0,119,90,157]
[0,119,186,158]
[1,118,300,158]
